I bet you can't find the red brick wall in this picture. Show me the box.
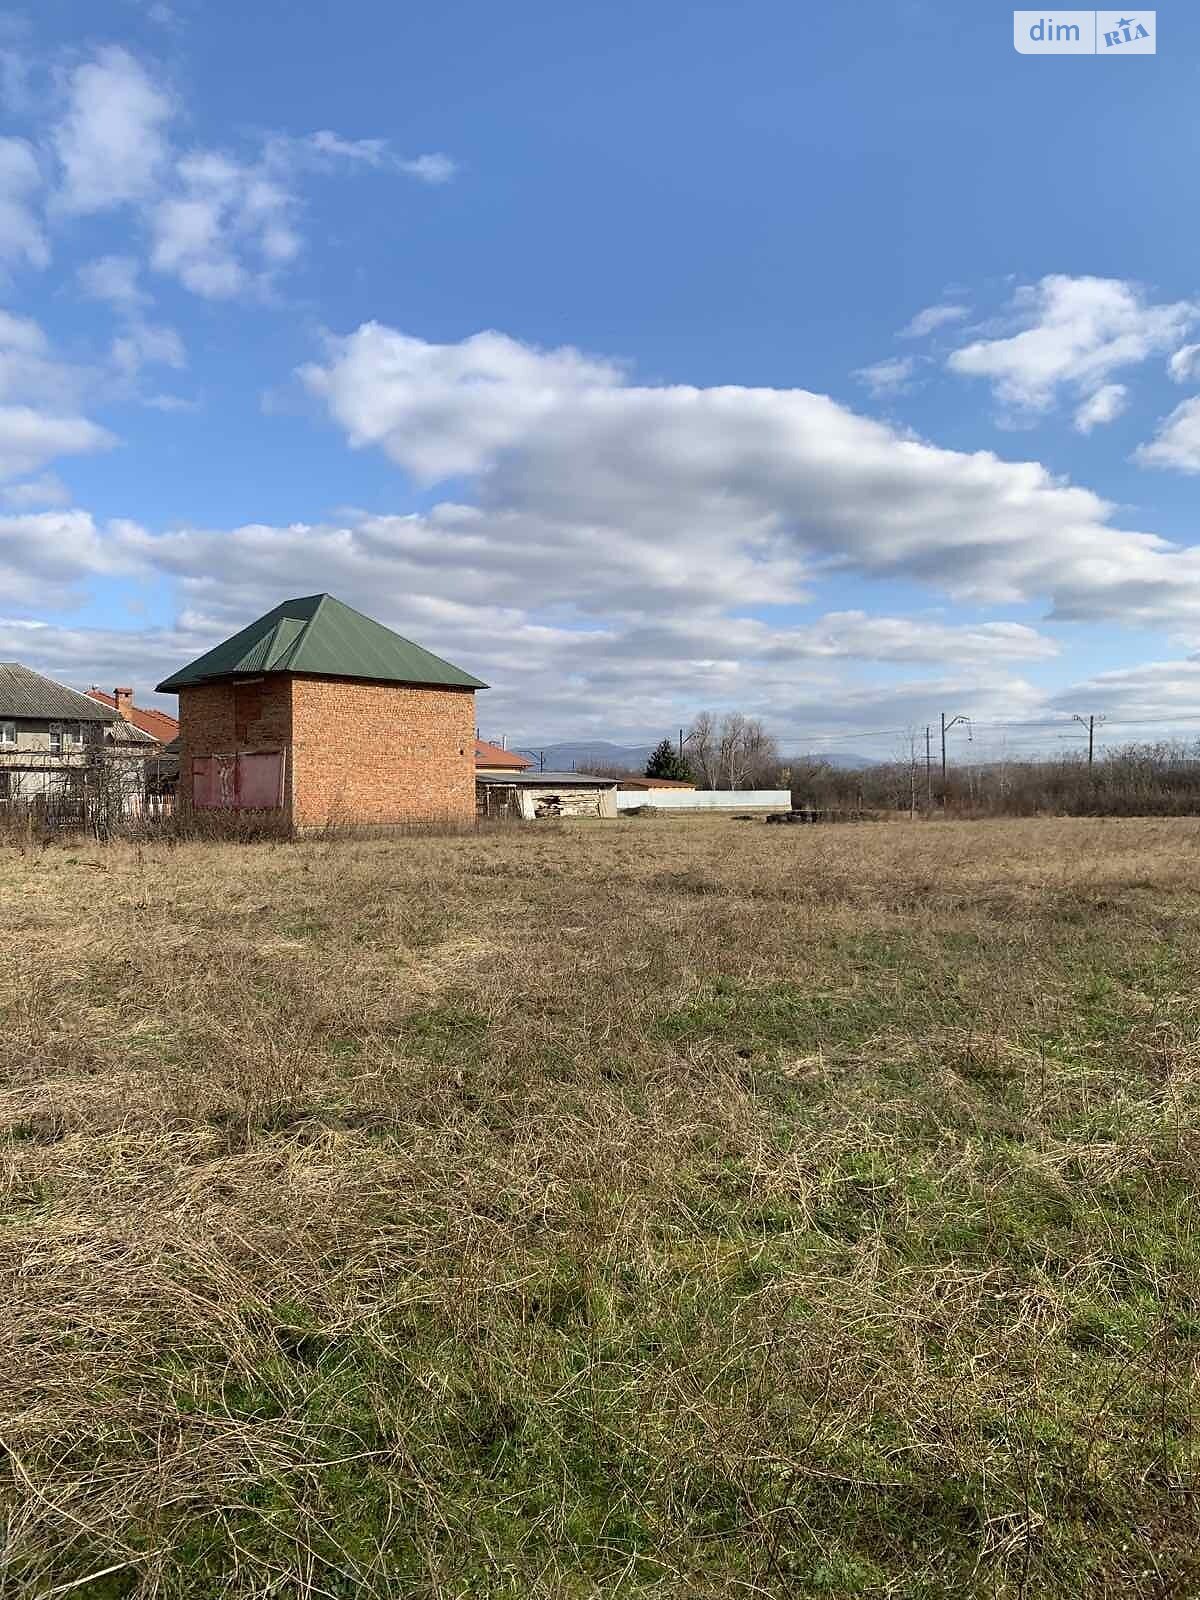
[177,675,476,826]
[289,676,475,828]
[177,679,293,812]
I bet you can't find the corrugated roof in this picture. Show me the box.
[106,720,159,745]
[0,663,120,721]
[156,594,487,693]
[475,771,617,787]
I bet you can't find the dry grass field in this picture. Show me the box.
[2,815,1199,1598]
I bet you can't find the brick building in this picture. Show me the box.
[156,593,486,829]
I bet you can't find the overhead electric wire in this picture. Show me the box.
[775,709,1200,758]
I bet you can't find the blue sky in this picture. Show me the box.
[3,1,1200,758]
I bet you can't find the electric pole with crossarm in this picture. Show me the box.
[1072,713,1104,769]
[941,712,971,789]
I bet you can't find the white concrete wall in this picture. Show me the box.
[616,789,790,811]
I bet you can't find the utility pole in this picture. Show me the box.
[907,731,919,819]
[925,725,933,808]
[679,726,684,761]
[1072,712,1097,769]
[941,713,970,790]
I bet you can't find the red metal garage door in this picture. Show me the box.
[192,751,283,809]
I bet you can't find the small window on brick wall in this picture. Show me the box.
[193,750,284,809]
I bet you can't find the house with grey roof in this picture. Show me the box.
[0,664,164,820]
[0,663,119,809]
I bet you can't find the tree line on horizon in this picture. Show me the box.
[596,714,1200,818]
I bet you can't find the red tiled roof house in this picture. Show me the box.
[474,737,533,773]
[87,686,180,744]
[156,593,486,829]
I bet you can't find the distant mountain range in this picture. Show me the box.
[512,740,657,772]
[508,739,879,773]
[791,752,880,771]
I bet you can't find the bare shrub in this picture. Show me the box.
[789,738,1200,818]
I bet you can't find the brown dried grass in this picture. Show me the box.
[1,816,1199,1597]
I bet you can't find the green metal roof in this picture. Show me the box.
[155,594,487,693]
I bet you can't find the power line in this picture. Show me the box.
[1086,714,1200,729]
[972,714,1200,731]
[778,712,1200,748]
[782,725,912,747]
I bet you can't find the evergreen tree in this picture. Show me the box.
[645,738,693,782]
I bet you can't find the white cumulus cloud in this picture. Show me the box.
[949,274,1196,416]
[898,302,969,339]
[0,408,114,481]
[1073,382,1127,434]
[1050,658,1200,725]
[0,309,92,410]
[0,311,114,478]
[53,46,173,215]
[299,322,1191,626]
[111,320,186,378]
[39,46,455,304]
[0,137,48,267]
[12,317,1200,738]
[302,132,457,182]
[77,253,146,307]
[852,356,915,397]
[1168,343,1200,384]
[396,152,457,184]
[0,508,129,606]
[0,472,71,508]
[1134,397,1200,474]
[300,325,625,483]
[150,149,299,298]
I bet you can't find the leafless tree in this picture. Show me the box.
[686,711,780,789]
[717,712,747,789]
[739,717,779,788]
[686,711,719,788]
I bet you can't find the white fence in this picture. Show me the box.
[615,789,790,812]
